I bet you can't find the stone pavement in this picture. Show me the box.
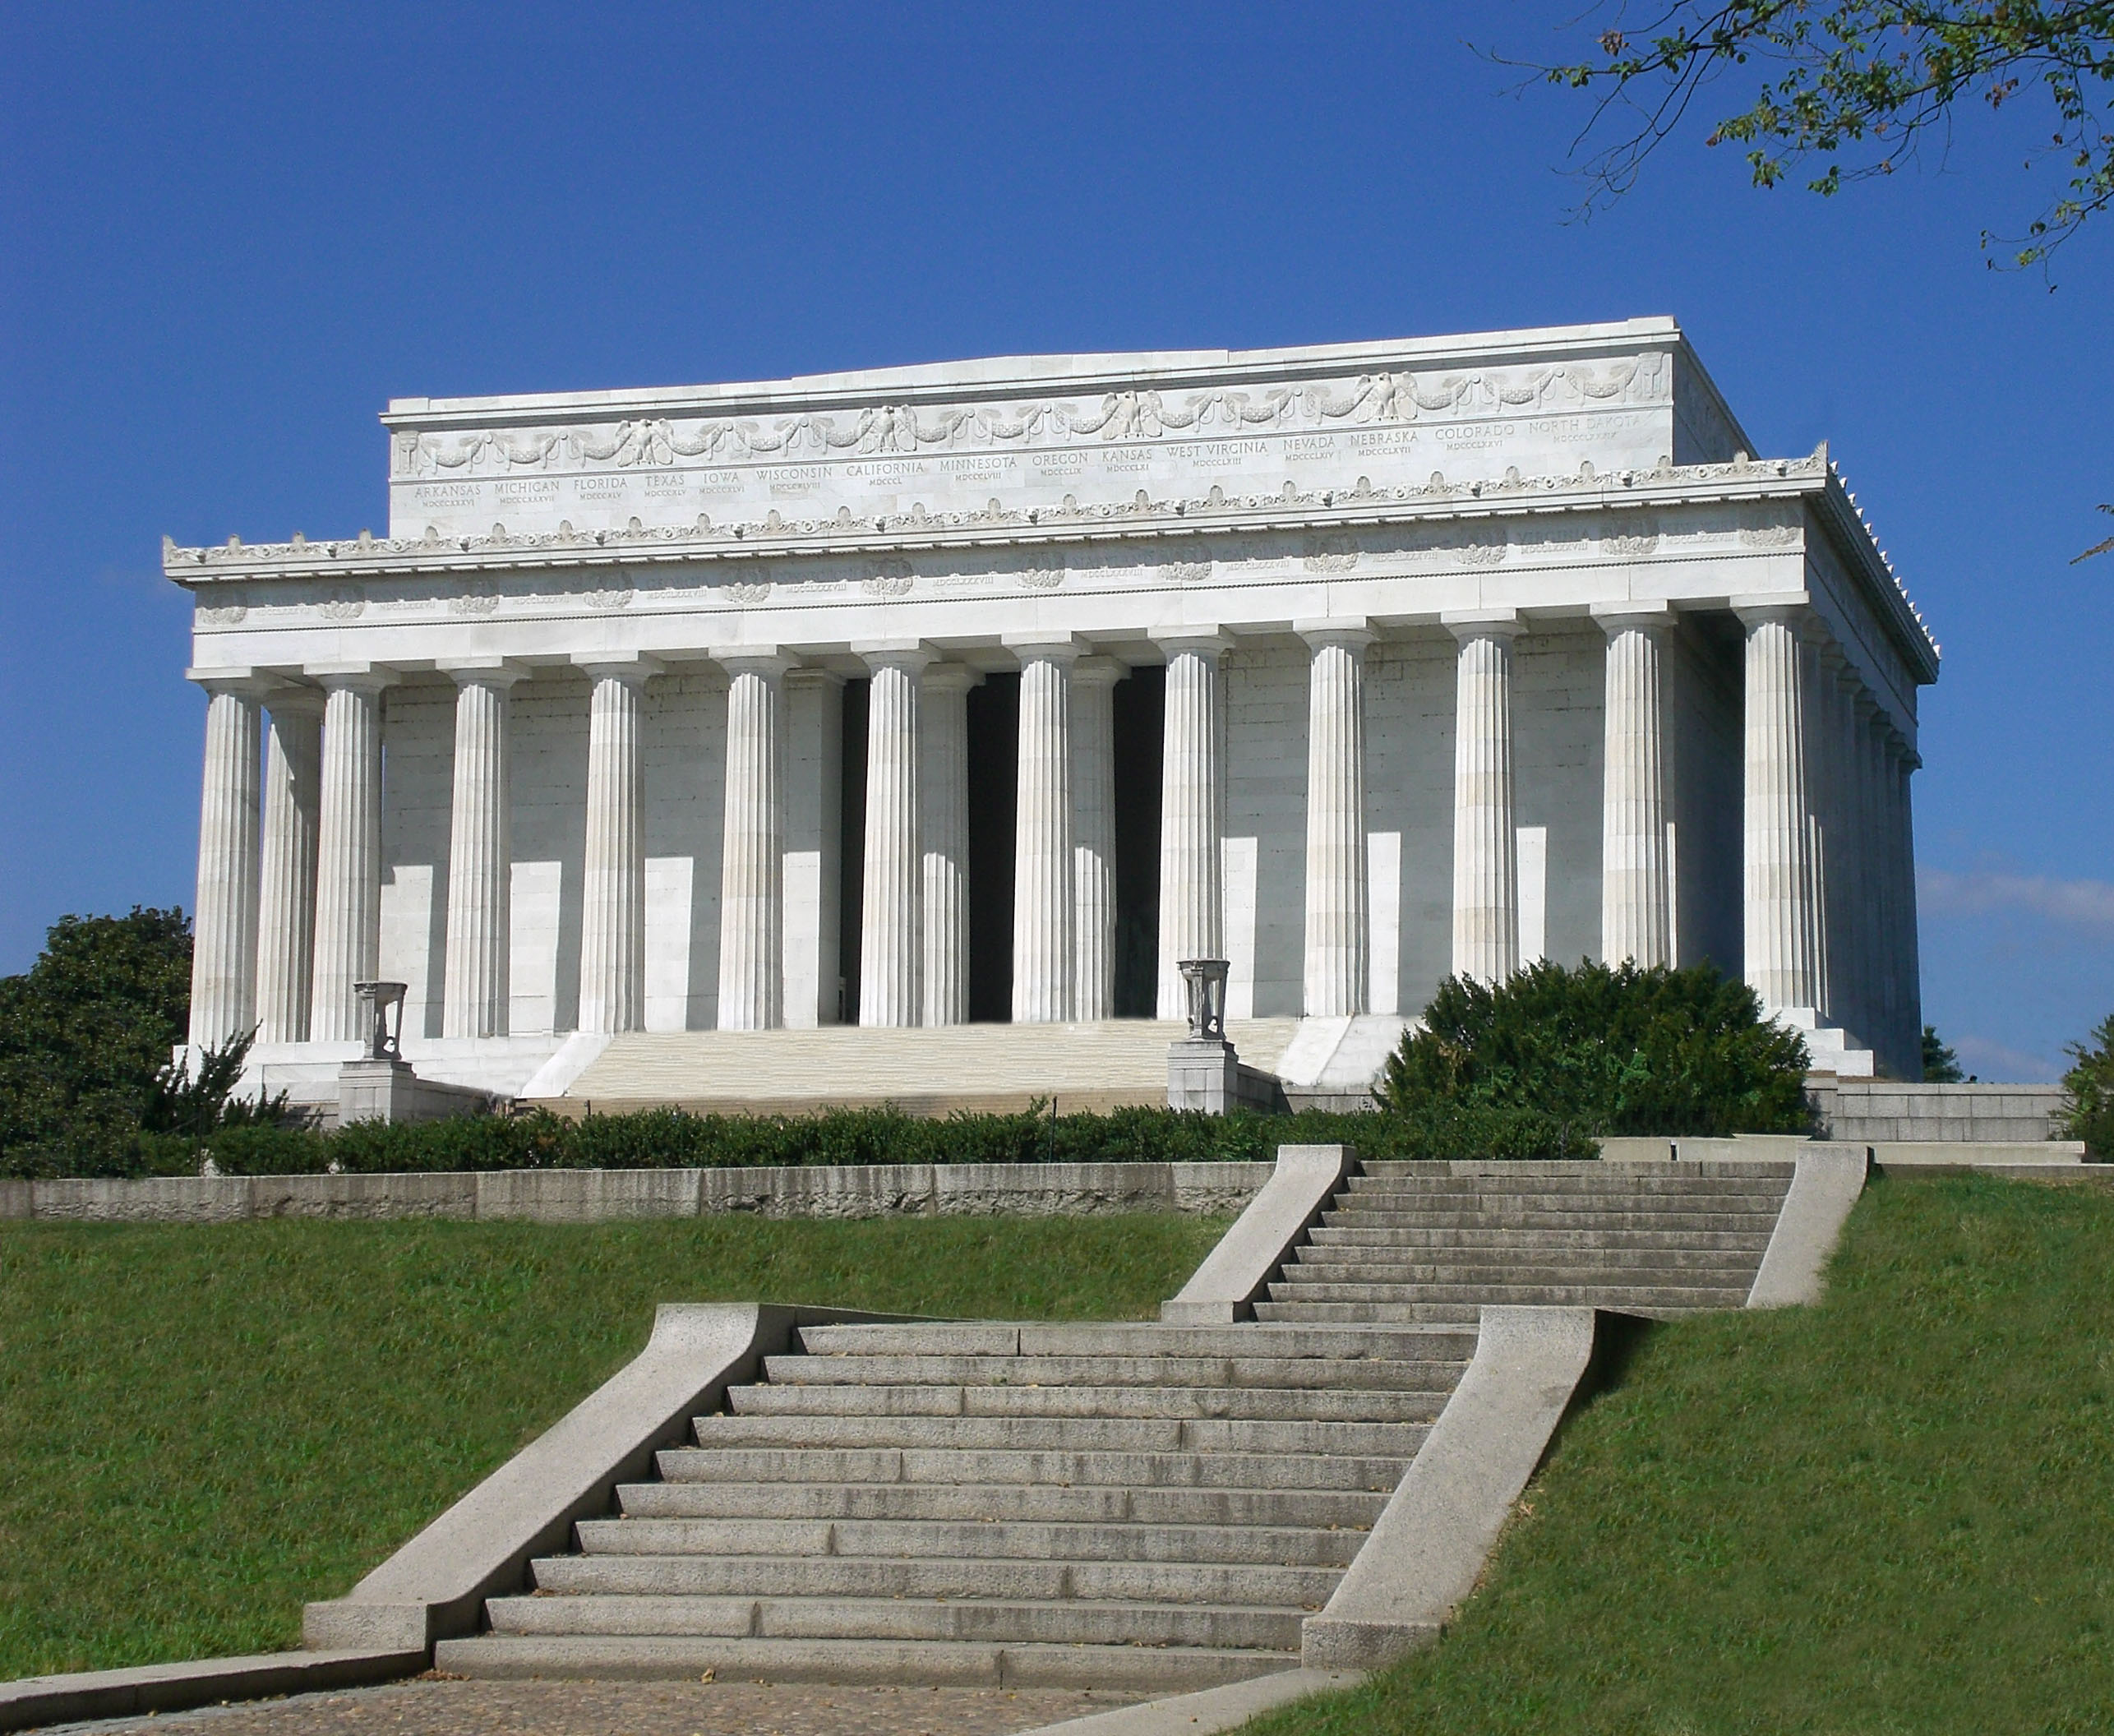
[44,1676,1135,1736]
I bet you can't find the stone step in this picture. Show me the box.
[796,1323,1468,1360]
[1264,1281,1752,1308]
[725,1381,1447,1423]
[434,1632,1293,1691]
[585,1515,1368,1567]
[1333,1188,1790,1211]
[486,1591,1304,1651]
[687,1413,1428,1457]
[759,1354,1469,1392]
[1306,1224,1777,1251]
[1322,1208,1783,1233]
[613,1480,1392,1530]
[532,1551,1341,1609]
[1359,1159,1795,1180]
[1279,1255,1765,1284]
[654,1446,1410,1492]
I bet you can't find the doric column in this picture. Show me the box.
[1012,639,1078,1024]
[577,656,656,1035]
[1737,606,1818,1014]
[1860,696,1896,1049]
[1830,659,1870,1044]
[859,645,930,1027]
[1595,607,1673,970]
[1299,623,1373,1016]
[440,663,523,1041]
[255,690,323,1045]
[1154,630,1230,1018]
[781,671,845,1027]
[187,674,265,1048]
[1071,657,1122,1023]
[1890,730,1926,1072]
[717,653,792,1032]
[1448,616,1521,985]
[921,663,978,1027]
[309,667,391,1043]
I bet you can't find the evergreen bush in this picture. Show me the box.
[2059,1013,2114,1161]
[1375,958,1811,1149]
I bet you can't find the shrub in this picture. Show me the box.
[1376,958,1811,1148]
[2059,1013,2114,1161]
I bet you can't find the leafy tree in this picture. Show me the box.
[2059,1012,2114,1158]
[1922,1023,1970,1081]
[1377,958,1813,1147]
[1514,2,2114,270]
[0,908,194,1167]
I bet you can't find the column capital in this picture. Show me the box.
[1730,596,1812,632]
[1147,626,1234,659]
[1590,602,1675,639]
[1442,610,1522,646]
[573,652,662,686]
[438,657,529,690]
[1295,618,1378,654]
[713,647,799,681]
[1071,654,1125,688]
[264,684,327,719]
[1853,690,1883,723]
[1004,633,1084,666]
[856,640,938,676]
[185,667,276,700]
[921,661,985,695]
[306,662,398,696]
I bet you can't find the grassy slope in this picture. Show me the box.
[1246,1175,2114,1736]
[0,1212,1222,1681]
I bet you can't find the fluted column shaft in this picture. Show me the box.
[1301,627,1372,1016]
[1863,704,1898,1046]
[1450,621,1521,985]
[718,656,790,1032]
[441,667,519,1040]
[188,680,264,1048]
[310,672,389,1042]
[1071,658,1121,1022]
[860,649,928,1027]
[1598,612,1672,969]
[1739,608,1819,1013]
[1156,635,1227,1018]
[256,694,323,1044]
[578,662,652,1035]
[921,664,976,1027]
[1891,735,1925,1072]
[1013,644,1078,1024]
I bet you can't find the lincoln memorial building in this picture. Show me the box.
[167,318,1937,1111]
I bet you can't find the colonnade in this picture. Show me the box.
[187,608,1922,1065]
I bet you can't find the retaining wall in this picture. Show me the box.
[1815,1081,2068,1144]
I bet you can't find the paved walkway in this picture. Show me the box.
[48,1676,1136,1736]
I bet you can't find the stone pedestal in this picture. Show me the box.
[1168,1038,1244,1114]
[337,1058,491,1126]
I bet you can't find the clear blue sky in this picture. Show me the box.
[2,3,2107,1079]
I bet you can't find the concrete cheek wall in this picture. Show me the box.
[508,681,591,1036]
[645,672,728,1033]
[1667,619,1744,977]
[378,686,456,1038]
[1223,647,1309,1018]
[1512,626,1604,967]
[1366,638,1456,1016]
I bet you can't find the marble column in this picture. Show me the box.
[1596,607,1673,970]
[255,691,323,1045]
[187,676,264,1049]
[1013,640,1078,1024]
[1861,698,1897,1050]
[1449,617,1521,985]
[310,668,390,1043]
[1071,657,1122,1023]
[1738,607,1818,1014]
[441,664,522,1040]
[1831,660,1871,1045]
[781,671,845,1027]
[1890,731,1926,1073]
[1154,632,1230,1019]
[921,663,977,1027]
[577,658,655,1036]
[860,647,930,1027]
[1299,624,1373,1016]
[717,653,792,1032]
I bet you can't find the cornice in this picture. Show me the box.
[1811,462,1941,684]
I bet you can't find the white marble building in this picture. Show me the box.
[168,319,1937,1101]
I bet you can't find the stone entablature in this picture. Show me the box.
[166,321,1940,1091]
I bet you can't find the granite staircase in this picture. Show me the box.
[436,1160,1797,1688]
[1259,1160,1796,1323]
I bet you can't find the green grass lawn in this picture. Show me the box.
[1245,1174,2114,1736]
[0,1211,1223,1682]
